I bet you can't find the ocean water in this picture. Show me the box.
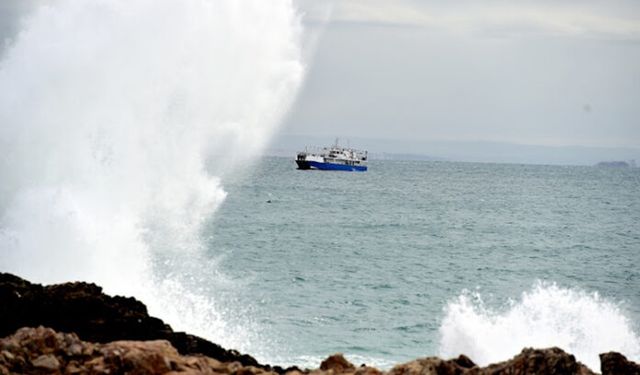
[1,1,639,373]
[198,157,640,370]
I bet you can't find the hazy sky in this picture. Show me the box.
[285,0,640,149]
[2,1,639,153]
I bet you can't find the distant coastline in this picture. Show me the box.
[595,160,637,168]
[268,134,640,166]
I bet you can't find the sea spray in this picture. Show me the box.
[438,281,640,370]
[0,0,304,356]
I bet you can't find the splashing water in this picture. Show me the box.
[0,0,304,354]
[438,281,640,371]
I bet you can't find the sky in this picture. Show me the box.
[280,0,640,161]
[2,1,639,163]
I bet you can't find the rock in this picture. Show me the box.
[388,356,472,375]
[2,326,640,375]
[452,355,476,369]
[102,340,176,374]
[66,343,83,356]
[1,327,277,375]
[2,273,640,375]
[1,349,14,361]
[600,352,640,375]
[0,272,266,370]
[32,354,61,371]
[480,347,595,375]
[354,366,383,375]
[320,354,356,373]
[388,348,599,375]
[65,360,84,374]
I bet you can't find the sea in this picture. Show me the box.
[192,157,640,370]
[1,1,639,373]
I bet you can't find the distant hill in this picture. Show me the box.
[595,160,636,168]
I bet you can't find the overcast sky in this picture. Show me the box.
[2,1,639,161]
[284,0,640,151]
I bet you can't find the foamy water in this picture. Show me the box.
[0,0,304,353]
[439,282,640,370]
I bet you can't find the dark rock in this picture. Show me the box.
[388,348,598,375]
[481,347,595,375]
[3,326,640,375]
[354,366,383,375]
[3,273,640,375]
[0,273,265,370]
[1,326,271,375]
[600,352,640,375]
[320,353,356,373]
[453,355,476,369]
[388,355,474,375]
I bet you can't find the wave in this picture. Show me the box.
[0,0,304,355]
[438,281,640,371]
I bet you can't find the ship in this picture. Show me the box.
[296,141,368,172]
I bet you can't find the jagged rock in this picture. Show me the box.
[452,355,476,369]
[31,353,61,371]
[3,326,640,375]
[320,354,356,373]
[480,348,595,375]
[2,274,640,375]
[0,273,271,371]
[355,366,384,375]
[388,355,476,375]
[600,352,640,375]
[0,326,269,375]
[388,348,598,375]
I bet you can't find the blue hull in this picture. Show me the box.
[306,161,367,172]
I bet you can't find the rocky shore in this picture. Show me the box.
[1,273,638,375]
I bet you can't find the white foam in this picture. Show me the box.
[438,281,640,371]
[0,0,304,354]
